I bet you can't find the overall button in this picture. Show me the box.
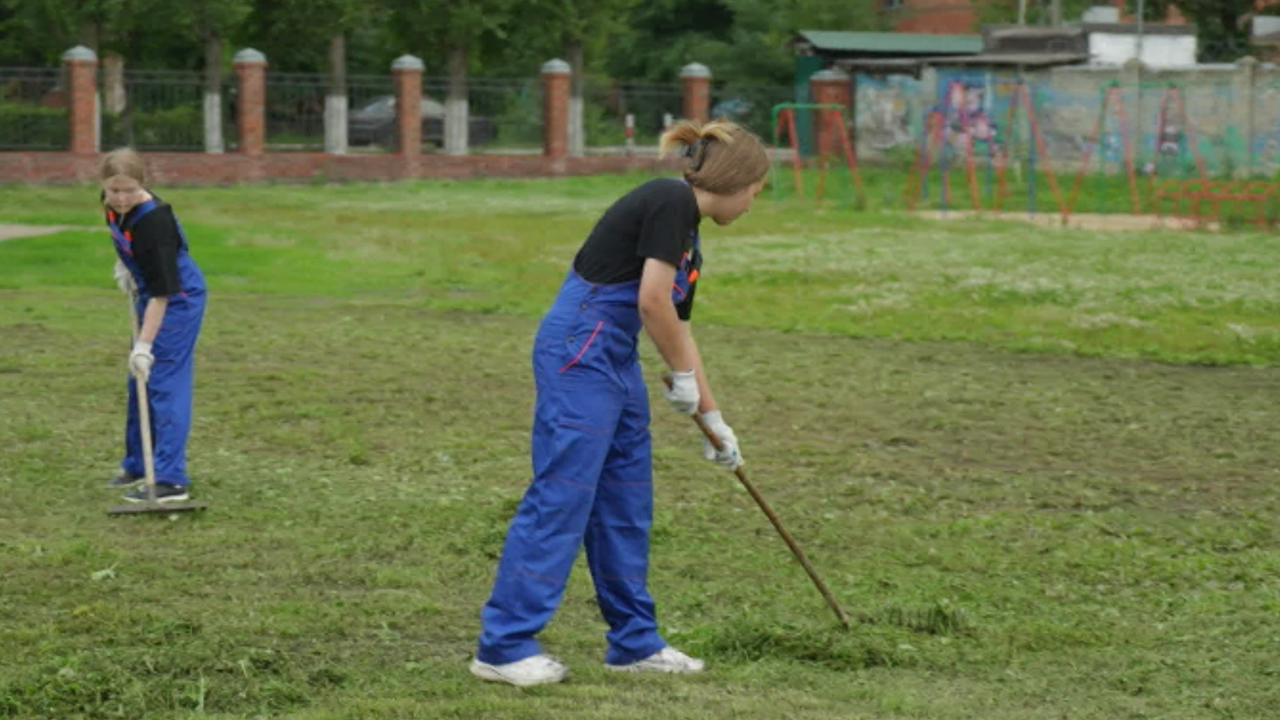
[567,336,575,343]
[579,302,588,309]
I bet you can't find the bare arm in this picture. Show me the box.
[638,258,697,373]
[138,296,168,344]
[681,322,718,414]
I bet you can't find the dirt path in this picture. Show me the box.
[0,224,90,242]
[915,210,1219,232]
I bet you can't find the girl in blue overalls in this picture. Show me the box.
[101,148,207,503]
[472,121,771,687]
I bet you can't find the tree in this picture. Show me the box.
[240,0,371,151]
[504,0,638,153]
[1138,0,1257,62]
[601,0,885,86]
[383,0,513,154]
[176,0,250,151]
[0,0,165,65]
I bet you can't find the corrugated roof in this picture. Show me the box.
[922,52,1089,67]
[792,30,983,56]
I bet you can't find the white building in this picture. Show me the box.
[1079,6,1198,68]
[1085,24,1198,68]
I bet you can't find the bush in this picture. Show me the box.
[0,103,68,149]
[489,89,542,148]
[102,104,205,150]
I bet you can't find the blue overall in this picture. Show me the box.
[478,231,700,667]
[108,200,207,487]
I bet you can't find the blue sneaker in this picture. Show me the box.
[122,483,190,504]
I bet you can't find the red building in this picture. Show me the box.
[884,0,980,35]
[880,0,1199,36]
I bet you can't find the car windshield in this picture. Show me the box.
[356,96,446,116]
[359,97,395,112]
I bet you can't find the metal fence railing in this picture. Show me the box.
[263,74,540,152]
[583,80,681,150]
[344,74,396,150]
[0,68,68,150]
[265,71,326,151]
[99,70,233,152]
[470,77,542,151]
[710,82,797,138]
[9,61,1263,169]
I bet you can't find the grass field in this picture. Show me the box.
[2,173,1279,720]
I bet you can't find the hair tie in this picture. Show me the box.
[686,138,708,171]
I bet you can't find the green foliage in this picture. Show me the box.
[1135,0,1258,61]
[0,0,902,84]
[237,0,391,73]
[488,85,544,146]
[101,104,205,149]
[383,0,514,74]
[0,103,67,148]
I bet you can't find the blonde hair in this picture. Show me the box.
[100,147,146,184]
[659,120,769,195]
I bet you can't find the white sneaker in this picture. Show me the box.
[470,654,568,687]
[606,646,705,674]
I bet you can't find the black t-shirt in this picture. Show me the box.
[105,193,183,297]
[573,178,702,319]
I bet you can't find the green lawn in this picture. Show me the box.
[1,174,1278,719]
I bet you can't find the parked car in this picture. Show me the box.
[710,97,773,135]
[710,97,753,123]
[348,95,497,148]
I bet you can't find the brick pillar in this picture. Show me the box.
[391,55,424,157]
[542,59,571,159]
[681,62,711,123]
[233,49,267,155]
[62,46,98,154]
[809,68,851,157]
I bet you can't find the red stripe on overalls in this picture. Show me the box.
[559,321,605,374]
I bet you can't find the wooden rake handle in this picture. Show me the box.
[128,294,158,504]
[687,405,851,629]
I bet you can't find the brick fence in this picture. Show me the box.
[1,47,712,185]
[0,151,682,184]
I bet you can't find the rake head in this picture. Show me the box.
[107,501,209,516]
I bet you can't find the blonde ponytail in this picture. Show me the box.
[660,120,769,195]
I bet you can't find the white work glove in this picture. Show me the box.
[129,341,154,382]
[113,259,136,295]
[699,410,743,470]
[662,369,700,415]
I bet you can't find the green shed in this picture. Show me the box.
[787,30,983,154]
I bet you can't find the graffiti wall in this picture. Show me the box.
[853,74,920,152]
[847,62,1278,178]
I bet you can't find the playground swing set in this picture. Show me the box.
[764,80,1280,228]
[896,78,1280,228]
[904,79,1065,216]
[769,102,866,207]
